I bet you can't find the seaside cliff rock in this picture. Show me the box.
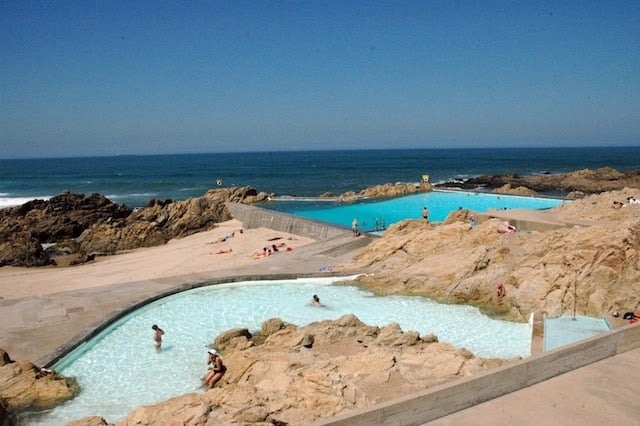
[0,187,269,266]
[77,186,269,255]
[336,182,431,201]
[348,188,640,320]
[439,167,640,195]
[86,315,508,425]
[0,349,78,415]
[0,192,131,267]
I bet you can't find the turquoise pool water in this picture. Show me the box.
[23,277,531,425]
[544,316,611,351]
[263,190,565,231]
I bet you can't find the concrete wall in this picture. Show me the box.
[314,323,640,426]
[225,202,348,240]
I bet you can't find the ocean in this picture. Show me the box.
[1,147,639,209]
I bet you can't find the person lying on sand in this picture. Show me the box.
[497,221,516,233]
[612,311,640,321]
[215,248,232,254]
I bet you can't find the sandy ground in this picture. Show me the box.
[0,220,314,300]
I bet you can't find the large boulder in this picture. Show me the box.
[0,230,51,267]
[0,191,131,243]
[0,192,131,266]
[338,182,431,202]
[0,351,78,414]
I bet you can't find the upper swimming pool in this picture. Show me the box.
[261,190,565,232]
[23,277,531,425]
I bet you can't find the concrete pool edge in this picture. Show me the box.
[313,322,640,425]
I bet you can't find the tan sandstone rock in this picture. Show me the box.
[115,315,509,425]
[348,189,640,321]
[0,354,78,414]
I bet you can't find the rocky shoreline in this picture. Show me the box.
[436,166,640,198]
[3,167,639,269]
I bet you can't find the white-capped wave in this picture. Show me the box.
[106,193,159,199]
[0,195,52,208]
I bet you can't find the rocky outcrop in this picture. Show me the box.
[0,187,270,266]
[439,167,640,195]
[493,184,538,196]
[348,189,640,321]
[77,186,269,255]
[108,315,508,425]
[0,192,130,267]
[337,182,432,202]
[0,349,78,415]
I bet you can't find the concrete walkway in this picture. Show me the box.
[429,346,640,425]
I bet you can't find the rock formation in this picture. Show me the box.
[337,182,431,202]
[0,187,270,267]
[73,315,508,425]
[439,167,640,195]
[348,188,640,321]
[0,192,131,267]
[0,349,78,416]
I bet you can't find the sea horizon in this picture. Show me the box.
[2,144,640,161]
[2,146,639,209]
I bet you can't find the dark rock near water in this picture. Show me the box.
[0,192,130,267]
[437,167,640,195]
[1,187,270,267]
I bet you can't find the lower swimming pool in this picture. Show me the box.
[23,277,530,425]
[544,315,611,351]
[262,190,565,231]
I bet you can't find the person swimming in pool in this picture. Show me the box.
[310,294,324,307]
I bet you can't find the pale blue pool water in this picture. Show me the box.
[263,190,565,231]
[23,277,531,425]
[544,316,611,351]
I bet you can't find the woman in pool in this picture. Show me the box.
[152,324,165,352]
[204,349,226,388]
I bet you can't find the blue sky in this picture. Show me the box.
[1,1,639,158]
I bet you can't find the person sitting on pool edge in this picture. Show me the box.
[204,349,226,388]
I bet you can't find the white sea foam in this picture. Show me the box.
[0,195,51,208]
[106,192,158,200]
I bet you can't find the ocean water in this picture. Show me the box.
[1,147,639,209]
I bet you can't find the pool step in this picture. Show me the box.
[530,311,544,355]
